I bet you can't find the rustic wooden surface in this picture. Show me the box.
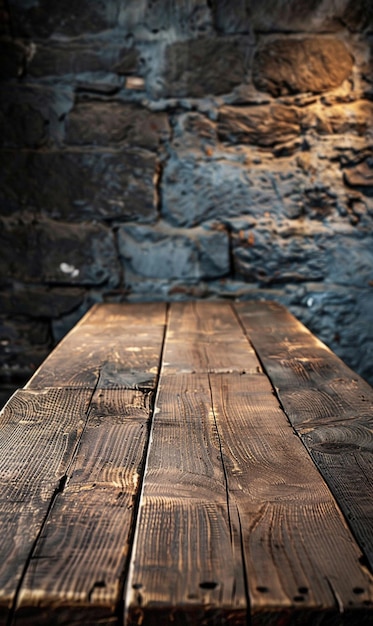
[236,300,373,573]
[125,302,373,625]
[0,301,372,626]
[0,303,167,626]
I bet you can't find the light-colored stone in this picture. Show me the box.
[118,222,229,280]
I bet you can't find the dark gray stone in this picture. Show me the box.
[160,37,252,98]
[28,42,138,77]
[0,2,11,36]
[253,37,353,96]
[341,0,373,31]
[0,286,85,318]
[118,222,229,280]
[65,101,170,150]
[9,0,120,38]
[0,218,120,287]
[143,0,213,34]
[218,104,301,148]
[327,235,373,288]
[248,0,354,32]
[212,0,249,33]
[0,149,156,221]
[0,315,52,383]
[0,84,74,148]
[0,101,48,148]
[0,37,26,79]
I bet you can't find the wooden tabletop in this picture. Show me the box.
[0,301,372,625]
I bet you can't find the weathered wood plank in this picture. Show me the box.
[0,388,93,623]
[15,389,152,626]
[26,303,167,390]
[126,301,373,625]
[125,303,247,625]
[2,302,167,626]
[235,300,373,571]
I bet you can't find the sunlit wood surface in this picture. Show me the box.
[0,301,372,625]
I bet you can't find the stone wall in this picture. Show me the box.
[1,0,373,396]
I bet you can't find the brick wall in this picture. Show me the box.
[1,0,373,392]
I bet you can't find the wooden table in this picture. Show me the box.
[0,301,372,625]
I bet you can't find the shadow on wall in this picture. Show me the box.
[0,0,373,395]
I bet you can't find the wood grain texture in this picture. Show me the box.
[0,388,93,622]
[26,303,167,390]
[15,389,152,626]
[1,303,167,626]
[125,303,248,625]
[126,301,373,625]
[235,300,373,572]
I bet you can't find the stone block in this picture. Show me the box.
[0,101,48,148]
[344,159,373,192]
[171,112,218,154]
[143,0,213,34]
[211,0,249,33]
[118,222,229,280]
[341,0,373,31]
[9,0,119,38]
[0,84,74,148]
[0,286,85,318]
[0,316,51,383]
[248,0,359,32]
[162,156,281,227]
[232,218,329,283]
[328,236,373,288]
[307,101,373,136]
[218,104,301,148]
[0,37,26,79]
[27,42,138,77]
[0,218,120,287]
[0,149,156,222]
[160,36,251,97]
[253,37,353,96]
[65,101,170,150]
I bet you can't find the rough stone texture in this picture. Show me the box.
[0,218,120,287]
[0,315,52,382]
[0,84,74,148]
[1,1,373,393]
[218,104,302,148]
[0,286,85,318]
[212,0,249,34]
[28,42,139,78]
[0,101,48,148]
[162,157,258,227]
[160,37,252,98]
[8,0,120,38]
[247,0,373,32]
[143,0,213,34]
[0,149,156,221]
[0,37,27,79]
[253,37,354,96]
[65,101,170,149]
[343,159,373,192]
[232,218,330,284]
[306,101,373,137]
[118,222,230,281]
